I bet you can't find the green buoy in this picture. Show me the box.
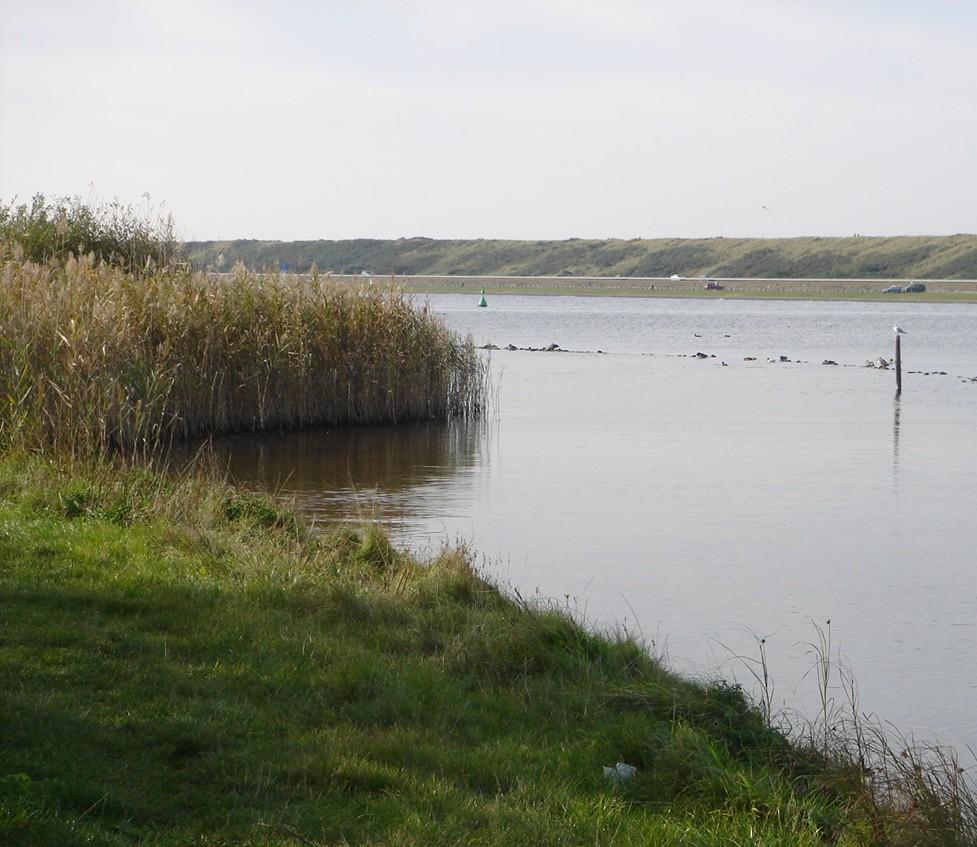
[477,288,488,307]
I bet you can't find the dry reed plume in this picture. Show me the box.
[0,251,486,456]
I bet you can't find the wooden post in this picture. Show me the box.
[895,333,902,394]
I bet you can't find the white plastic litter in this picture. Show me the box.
[602,762,637,783]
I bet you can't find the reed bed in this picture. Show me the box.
[0,251,486,456]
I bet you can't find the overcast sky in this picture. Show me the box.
[2,1,975,241]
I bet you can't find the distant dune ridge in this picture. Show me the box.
[180,235,977,279]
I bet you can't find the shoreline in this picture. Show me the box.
[323,273,977,303]
[3,450,975,845]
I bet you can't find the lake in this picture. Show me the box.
[208,295,977,751]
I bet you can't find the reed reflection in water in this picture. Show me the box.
[202,420,489,534]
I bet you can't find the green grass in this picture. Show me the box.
[181,234,977,281]
[3,453,973,846]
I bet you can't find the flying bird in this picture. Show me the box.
[762,204,773,214]
[893,325,907,334]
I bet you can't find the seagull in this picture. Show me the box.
[893,325,907,334]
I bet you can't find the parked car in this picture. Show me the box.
[882,285,903,294]
[704,279,724,291]
[903,282,927,293]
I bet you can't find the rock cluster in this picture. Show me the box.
[479,342,605,354]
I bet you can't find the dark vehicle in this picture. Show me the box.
[903,282,927,293]
[704,279,724,291]
[882,285,903,294]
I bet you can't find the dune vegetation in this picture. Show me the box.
[2,200,976,845]
[182,234,977,280]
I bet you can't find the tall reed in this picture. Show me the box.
[0,252,486,457]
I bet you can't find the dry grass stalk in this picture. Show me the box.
[0,253,486,457]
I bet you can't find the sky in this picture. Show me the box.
[2,0,976,241]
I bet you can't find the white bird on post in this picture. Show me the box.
[893,325,907,334]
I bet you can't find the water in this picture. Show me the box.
[208,295,977,750]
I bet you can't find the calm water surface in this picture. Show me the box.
[211,296,977,750]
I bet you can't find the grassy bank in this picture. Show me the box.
[1,234,975,844]
[0,254,484,456]
[181,235,977,281]
[5,452,972,847]
[370,275,977,303]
